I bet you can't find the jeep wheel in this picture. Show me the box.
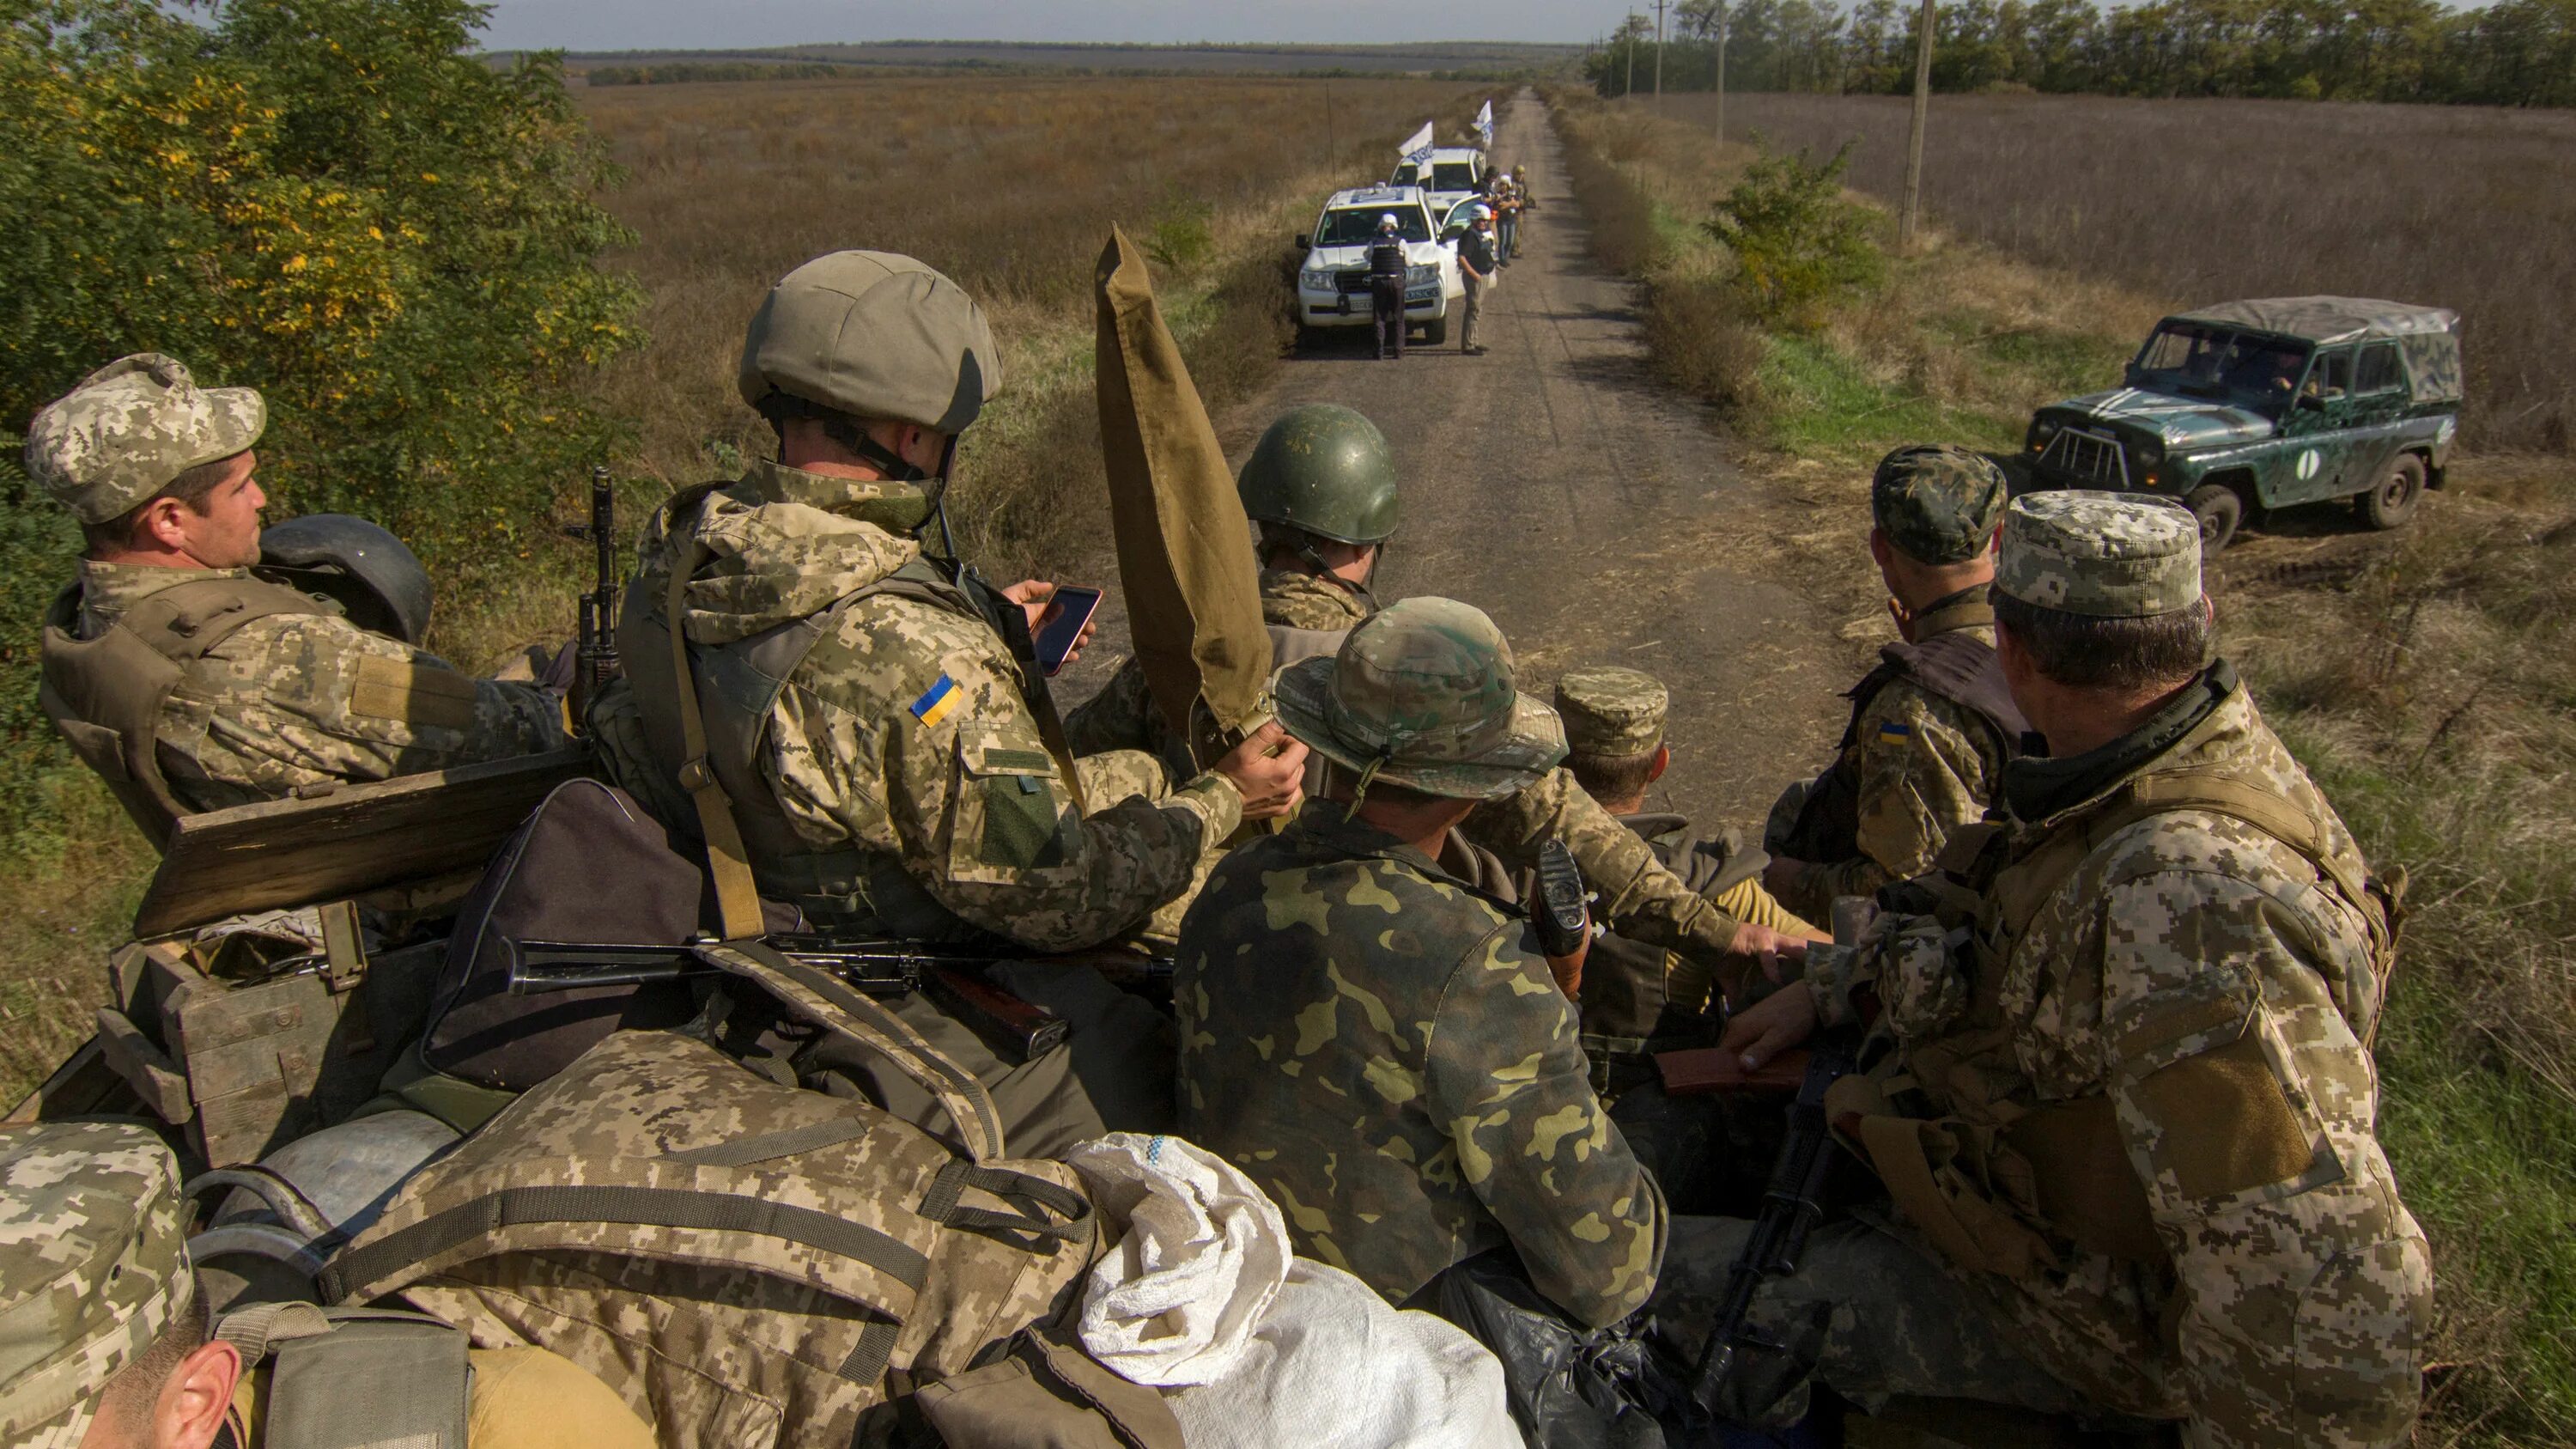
[2360,454,2425,531]
[2185,484,2245,554]
[1421,317,1449,347]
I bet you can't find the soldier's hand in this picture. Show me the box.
[1001,580,1099,667]
[1726,920,1809,987]
[1721,979,1819,1072]
[1215,721,1308,821]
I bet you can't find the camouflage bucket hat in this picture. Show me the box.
[0,1123,195,1449]
[1273,597,1566,801]
[1872,444,2008,565]
[1997,490,2202,618]
[738,250,1002,435]
[23,353,266,525]
[1552,665,1668,758]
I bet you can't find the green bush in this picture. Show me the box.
[0,0,641,853]
[1706,142,1885,332]
[1143,194,1218,273]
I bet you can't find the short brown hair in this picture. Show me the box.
[81,453,240,556]
[1568,747,1660,804]
[1992,592,2212,693]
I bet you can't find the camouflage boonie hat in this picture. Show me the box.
[1872,444,2008,565]
[0,1123,196,1449]
[738,251,1002,435]
[1997,490,2202,618]
[1274,597,1566,801]
[1552,666,1668,758]
[23,354,266,524]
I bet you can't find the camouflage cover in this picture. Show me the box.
[23,352,265,524]
[2169,298,2462,405]
[322,946,1096,1449]
[1996,491,2202,618]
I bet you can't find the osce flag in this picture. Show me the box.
[1399,120,1435,165]
[1475,100,1494,147]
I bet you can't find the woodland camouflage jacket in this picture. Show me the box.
[1174,801,1668,1328]
[62,561,564,814]
[1805,667,2428,1448]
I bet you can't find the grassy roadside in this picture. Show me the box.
[1547,88,2576,1448]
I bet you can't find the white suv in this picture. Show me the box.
[1390,147,1487,222]
[1293,186,1464,347]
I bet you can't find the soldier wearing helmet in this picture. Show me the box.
[1067,403,1816,1002]
[1367,213,1411,360]
[589,251,1308,1146]
[22,354,568,843]
[1455,203,1498,356]
[1175,598,1667,1340]
[1761,443,2028,922]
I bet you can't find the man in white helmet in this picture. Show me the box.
[1457,203,1498,356]
[1367,213,1410,360]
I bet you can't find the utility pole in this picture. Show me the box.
[1714,0,1729,143]
[1625,9,1637,98]
[1899,0,1935,253]
[1323,78,1335,171]
[1654,0,1668,108]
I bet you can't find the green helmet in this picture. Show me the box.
[1236,405,1400,546]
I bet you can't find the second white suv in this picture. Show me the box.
[1292,186,1464,347]
[1390,147,1487,222]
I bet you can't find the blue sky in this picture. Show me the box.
[476,1,1613,52]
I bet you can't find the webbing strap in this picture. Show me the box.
[664,538,766,940]
[215,1300,336,1361]
[835,1318,902,1385]
[915,1159,1092,1244]
[661,1114,875,1168]
[319,1183,931,1307]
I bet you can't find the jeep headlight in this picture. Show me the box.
[1300,269,1335,291]
[2028,417,2062,449]
[2135,436,2165,466]
[1406,264,1438,287]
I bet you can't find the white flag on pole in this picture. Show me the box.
[1399,120,1435,166]
[1474,100,1494,148]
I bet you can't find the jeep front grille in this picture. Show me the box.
[2040,429,2130,488]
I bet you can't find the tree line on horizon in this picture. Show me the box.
[1590,0,2576,107]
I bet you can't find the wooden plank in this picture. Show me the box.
[135,748,592,938]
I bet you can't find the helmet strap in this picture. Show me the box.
[1343,750,1393,824]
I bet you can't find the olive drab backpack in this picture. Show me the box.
[210,1302,471,1449]
[317,940,1101,1449]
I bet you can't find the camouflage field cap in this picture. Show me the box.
[738,251,1002,435]
[23,354,266,525]
[1552,665,1668,758]
[1872,444,2008,565]
[1273,596,1566,801]
[0,1122,195,1449]
[1997,490,2202,618]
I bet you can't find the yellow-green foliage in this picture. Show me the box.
[0,0,641,851]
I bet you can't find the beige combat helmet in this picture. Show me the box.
[1273,596,1565,801]
[0,1122,197,1449]
[23,354,265,524]
[1997,490,2202,618]
[738,250,1002,435]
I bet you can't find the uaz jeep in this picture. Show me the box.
[2024,297,2463,551]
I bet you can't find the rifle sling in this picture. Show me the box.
[665,537,767,941]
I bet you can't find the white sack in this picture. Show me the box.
[1064,1132,1291,1387]
[1165,1258,1517,1449]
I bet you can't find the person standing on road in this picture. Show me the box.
[1367,213,1409,361]
[1491,171,1522,264]
[1457,204,1498,356]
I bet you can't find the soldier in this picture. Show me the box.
[1763,444,2026,925]
[23,354,568,843]
[1176,597,1666,1332]
[1367,213,1409,361]
[1489,169,1522,264]
[0,1120,652,1449]
[1067,403,1809,990]
[1668,491,2429,1447]
[590,251,1308,1150]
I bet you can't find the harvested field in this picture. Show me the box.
[1675,93,2576,453]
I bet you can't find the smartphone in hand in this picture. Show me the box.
[1031,586,1103,676]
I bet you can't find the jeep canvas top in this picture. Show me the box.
[2025,296,2464,551]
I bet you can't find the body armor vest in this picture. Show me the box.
[212,1303,469,1449]
[38,573,338,846]
[1773,602,2027,866]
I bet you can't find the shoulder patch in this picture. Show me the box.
[350,655,478,729]
[909,673,961,728]
[1877,721,1912,740]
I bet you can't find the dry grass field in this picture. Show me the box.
[0,73,1475,1095]
[1684,92,2576,454]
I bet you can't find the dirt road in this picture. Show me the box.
[1076,91,1853,834]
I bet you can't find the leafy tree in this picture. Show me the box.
[1706,141,1886,329]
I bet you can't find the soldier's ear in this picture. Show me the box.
[1649,744,1669,785]
[157,1337,242,1449]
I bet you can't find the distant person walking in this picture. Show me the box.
[1491,171,1522,264]
[1368,213,1409,361]
[1457,204,1498,356]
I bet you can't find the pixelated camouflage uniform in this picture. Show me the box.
[1176,800,1667,1328]
[57,561,566,816]
[593,458,1239,953]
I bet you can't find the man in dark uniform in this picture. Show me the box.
[1368,213,1409,360]
[1457,204,1498,356]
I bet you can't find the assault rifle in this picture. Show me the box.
[569,465,621,726]
[1530,837,1594,995]
[1688,1027,1860,1413]
[507,935,1175,1061]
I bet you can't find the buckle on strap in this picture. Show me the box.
[677,755,717,792]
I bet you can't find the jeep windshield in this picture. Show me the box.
[2132,321,2311,409]
[1315,207,1430,246]
[1391,161,1479,192]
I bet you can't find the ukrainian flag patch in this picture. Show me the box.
[910,674,962,728]
[1878,721,1912,740]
